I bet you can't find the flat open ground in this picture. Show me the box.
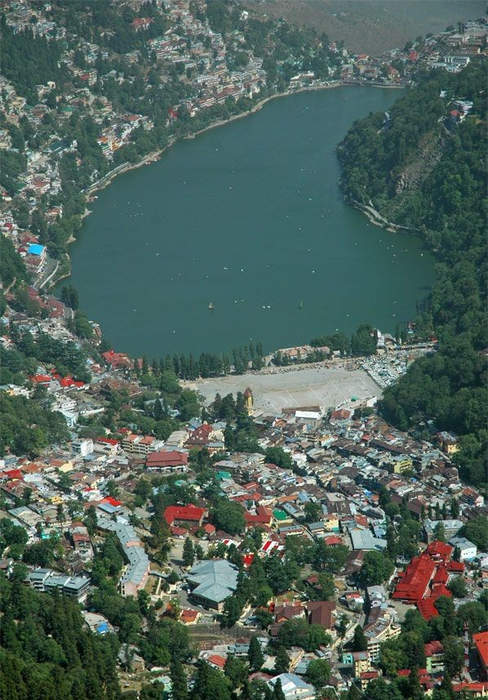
[187,365,380,415]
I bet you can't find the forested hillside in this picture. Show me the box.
[338,61,488,487]
[0,576,120,699]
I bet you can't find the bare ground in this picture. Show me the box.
[185,364,380,415]
[242,0,486,55]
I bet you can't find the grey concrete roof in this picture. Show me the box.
[187,559,238,604]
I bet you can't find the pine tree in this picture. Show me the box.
[248,635,264,671]
[170,658,189,700]
[153,399,163,420]
[274,646,290,674]
[182,537,194,567]
[273,678,286,700]
[352,625,368,651]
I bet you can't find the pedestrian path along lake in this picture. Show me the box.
[69,87,434,356]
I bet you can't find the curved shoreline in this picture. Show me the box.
[51,79,405,289]
[83,83,344,201]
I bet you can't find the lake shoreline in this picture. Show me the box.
[67,85,434,359]
[53,81,404,271]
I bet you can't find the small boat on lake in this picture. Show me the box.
[208,302,215,311]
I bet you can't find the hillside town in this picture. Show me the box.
[0,1,487,698]
[0,313,487,696]
[0,0,486,293]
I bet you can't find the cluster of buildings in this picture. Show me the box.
[341,17,487,84]
[1,1,484,298]
[0,1,487,694]
[0,306,486,693]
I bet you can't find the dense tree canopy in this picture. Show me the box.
[339,61,488,488]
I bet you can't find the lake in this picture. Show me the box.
[68,87,434,357]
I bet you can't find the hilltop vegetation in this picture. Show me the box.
[0,576,120,699]
[338,61,488,487]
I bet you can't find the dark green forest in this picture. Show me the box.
[0,576,120,699]
[338,61,487,487]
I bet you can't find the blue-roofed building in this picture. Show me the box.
[187,559,238,611]
[97,517,150,597]
[28,243,45,256]
[267,673,315,700]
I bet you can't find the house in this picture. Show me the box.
[274,603,304,624]
[97,517,150,597]
[27,569,90,601]
[207,654,226,670]
[163,505,205,528]
[187,559,239,610]
[349,528,387,552]
[474,631,488,680]
[352,651,371,677]
[360,670,380,690]
[146,450,188,472]
[425,640,444,674]
[267,673,315,700]
[306,600,336,630]
[449,536,477,561]
[364,607,400,662]
[424,519,463,542]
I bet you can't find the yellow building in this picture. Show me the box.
[353,651,371,677]
[387,455,413,474]
[244,387,253,415]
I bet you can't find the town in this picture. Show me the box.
[0,319,487,697]
[0,1,487,698]
[0,0,486,295]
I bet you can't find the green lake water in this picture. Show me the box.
[68,87,434,357]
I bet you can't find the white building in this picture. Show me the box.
[449,536,477,561]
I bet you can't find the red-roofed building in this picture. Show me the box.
[432,566,449,586]
[164,505,205,528]
[360,670,379,690]
[393,554,436,603]
[185,423,212,448]
[244,505,272,528]
[474,631,488,679]
[397,669,433,691]
[102,349,132,369]
[393,543,454,620]
[146,450,188,472]
[426,540,453,563]
[5,469,23,481]
[29,374,52,384]
[102,496,122,508]
[452,681,488,696]
[425,640,444,674]
[243,553,254,567]
[324,535,343,546]
[330,408,353,424]
[447,560,465,573]
[180,609,200,624]
[131,17,153,31]
[207,654,226,669]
